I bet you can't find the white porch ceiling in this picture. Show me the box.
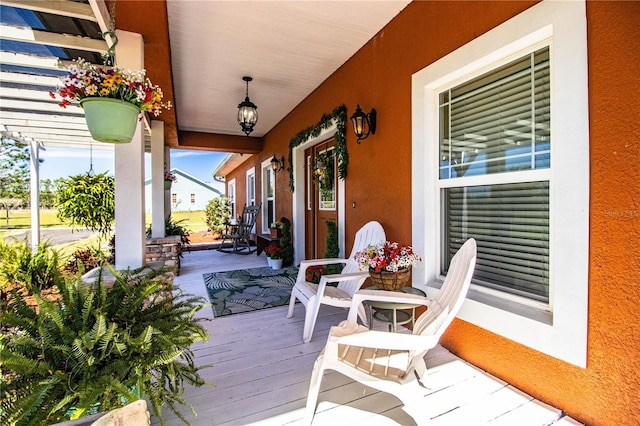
[1,0,410,149]
[167,1,410,137]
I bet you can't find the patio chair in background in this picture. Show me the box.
[305,238,477,425]
[218,204,261,254]
[287,221,386,343]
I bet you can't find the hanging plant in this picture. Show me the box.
[313,150,335,191]
[288,105,348,191]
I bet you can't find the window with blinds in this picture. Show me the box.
[439,47,551,303]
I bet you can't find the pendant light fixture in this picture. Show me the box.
[237,76,258,136]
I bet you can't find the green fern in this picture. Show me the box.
[0,265,210,425]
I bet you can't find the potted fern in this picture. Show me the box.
[0,265,210,425]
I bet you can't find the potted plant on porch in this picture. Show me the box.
[264,245,285,270]
[0,264,210,425]
[51,58,171,143]
[354,241,422,291]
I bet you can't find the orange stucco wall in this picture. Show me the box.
[224,1,640,424]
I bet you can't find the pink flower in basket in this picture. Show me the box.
[354,241,421,273]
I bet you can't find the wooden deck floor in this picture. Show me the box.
[151,248,581,426]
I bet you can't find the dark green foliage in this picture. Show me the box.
[147,216,191,246]
[279,217,294,267]
[0,238,61,296]
[205,197,231,236]
[0,137,30,202]
[288,105,348,191]
[0,266,210,426]
[323,221,344,275]
[55,172,115,238]
[323,220,340,258]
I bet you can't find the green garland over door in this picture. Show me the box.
[287,104,348,192]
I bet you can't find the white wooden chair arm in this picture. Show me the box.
[319,271,369,284]
[297,258,347,277]
[347,289,432,322]
[327,321,438,352]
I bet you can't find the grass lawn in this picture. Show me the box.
[1,209,208,233]
[0,209,63,229]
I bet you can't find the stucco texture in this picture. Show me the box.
[223,1,640,424]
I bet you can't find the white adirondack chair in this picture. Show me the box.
[287,221,385,343]
[305,238,477,425]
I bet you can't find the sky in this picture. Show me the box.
[37,146,227,184]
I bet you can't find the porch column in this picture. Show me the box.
[114,30,145,269]
[164,146,171,219]
[29,138,40,250]
[151,120,166,238]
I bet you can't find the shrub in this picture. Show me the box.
[205,197,231,236]
[55,172,115,239]
[0,238,61,298]
[0,266,210,425]
[146,215,191,246]
[279,217,294,267]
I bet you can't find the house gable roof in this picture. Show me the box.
[145,168,222,196]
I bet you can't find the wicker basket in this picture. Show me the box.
[368,267,411,291]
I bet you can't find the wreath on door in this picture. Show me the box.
[313,151,335,191]
[288,104,348,192]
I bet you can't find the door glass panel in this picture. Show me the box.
[316,148,336,210]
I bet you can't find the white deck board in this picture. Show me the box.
[151,249,579,426]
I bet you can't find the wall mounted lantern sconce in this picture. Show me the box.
[350,104,377,143]
[237,76,258,136]
[270,154,284,173]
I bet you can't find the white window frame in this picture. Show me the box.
[246,167,256,207]
[261,158,275,232]
[411,0,589,367]
[227,178,236,221]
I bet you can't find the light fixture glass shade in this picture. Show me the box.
[270,154,284,172]
[238,76,258,136]
[350,104,376,143]
[238,99,258,136]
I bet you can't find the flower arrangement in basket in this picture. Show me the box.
[165,171,177,182]
[51,58,171,116]
[264,245,285,259]
[50,59,171,143]
[354,241,421,291]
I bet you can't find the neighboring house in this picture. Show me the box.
[144,168,223,212]
[214,2,640,425]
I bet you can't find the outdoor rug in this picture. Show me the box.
[203,266,299,317]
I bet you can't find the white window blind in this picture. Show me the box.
[439,47,551,303]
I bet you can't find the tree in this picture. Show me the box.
[0,137,30,203]
[55,172,115,238]
[205,196,231,237]
[39,178,56,209]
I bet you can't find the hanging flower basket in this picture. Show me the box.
[164,179,172,190]
[51,58,171,144]
[80,98,140,143]
[368,267,412,291]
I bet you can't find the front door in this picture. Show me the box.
[305,141,338,258]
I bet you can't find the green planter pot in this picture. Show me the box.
[80,98,140,143]
[164,180,172,190]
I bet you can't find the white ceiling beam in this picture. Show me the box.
[1,86,63,102]
[0,110,87,125]
[0,98,84,114]
[3,125,91,137]
[14,132,94,143]
[87,0,115,48]
[0,51,62,70]
[0,24,107,53]
[2,0,96,21]
[0,117,87,131]
[0,70,60,86]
